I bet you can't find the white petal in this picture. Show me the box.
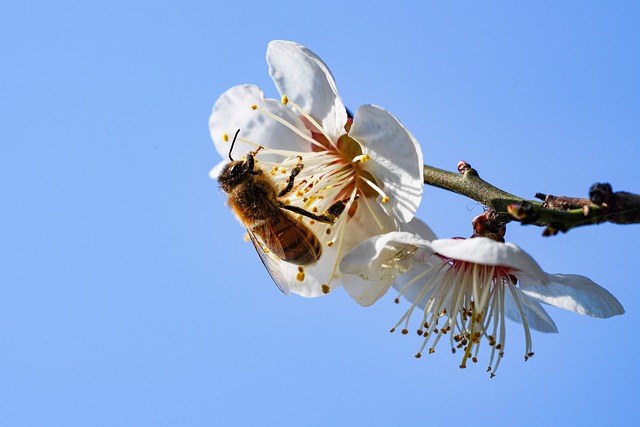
[505,287,559,333]
[402,217,437,241]
[267,40,347,141]
[340,210,439,306]
[209,84,312,163]
[341,274,394,307]
[340,231,431,283]
[519,273,625,318]
[208,160,227,180]
[349,105,424,223]
[430,238,548,283]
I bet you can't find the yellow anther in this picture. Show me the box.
[223,133,229,142]
[251,104,258,110]
[321,284,330,294]
[381,196,390,203]
[296,268,305,282]
[353,154,371,163]
[281,94,289,105]
[327,241,334,247]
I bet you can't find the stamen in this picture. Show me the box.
[284,96,339,150]
[251,105,326,150]
[352,154,370,163]
[223,133,229,142]
[358,175,390,204]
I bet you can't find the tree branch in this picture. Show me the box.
[423,163,640,236]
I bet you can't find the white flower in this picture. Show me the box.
[340,232,624,376]
[209,40,424,303]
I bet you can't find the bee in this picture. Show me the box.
[217,130,348,293]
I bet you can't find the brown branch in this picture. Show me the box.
[423,163,640,236]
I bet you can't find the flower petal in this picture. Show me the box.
[349,105,424,222]
[267,40,347,141]
[403,216,437,241]
[430,238,548,283]
[504,287,559,333]
[519,273,625,318]
[208,160,227,180]
[209,84,312,163]
[340,231,431,283]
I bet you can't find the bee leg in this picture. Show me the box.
[246,146,265,175]
[281,198,349,225]
[277,156,304,197]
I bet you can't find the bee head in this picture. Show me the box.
[218,156,254,188]
[218,130,259,192]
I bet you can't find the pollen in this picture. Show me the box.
[281,94,289,105]
[280,168,287,174]
[243,233,250,242]
[296,266,305,282]
[353,154,370,163]
[321,284,330,294]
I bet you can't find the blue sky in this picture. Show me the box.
[1,1,639,426]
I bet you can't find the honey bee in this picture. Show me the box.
[217,130,348,293]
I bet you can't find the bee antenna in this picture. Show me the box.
[228,129,241,161]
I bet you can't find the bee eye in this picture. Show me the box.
[229,163,244,176]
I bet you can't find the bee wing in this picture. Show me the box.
[247,228,291,295]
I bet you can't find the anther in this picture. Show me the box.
[251,104,258,110]
[401,329,408,335]
[381,196,390,203]
[281,95,289,105]
[222,133,229,142]
[415,353,422,359]
[353,154,370,163]
[321,284,330,294]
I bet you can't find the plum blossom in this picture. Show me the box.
[340,232,624,376]
[210,40,423,302]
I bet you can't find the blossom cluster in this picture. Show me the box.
[209,40,624,376]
